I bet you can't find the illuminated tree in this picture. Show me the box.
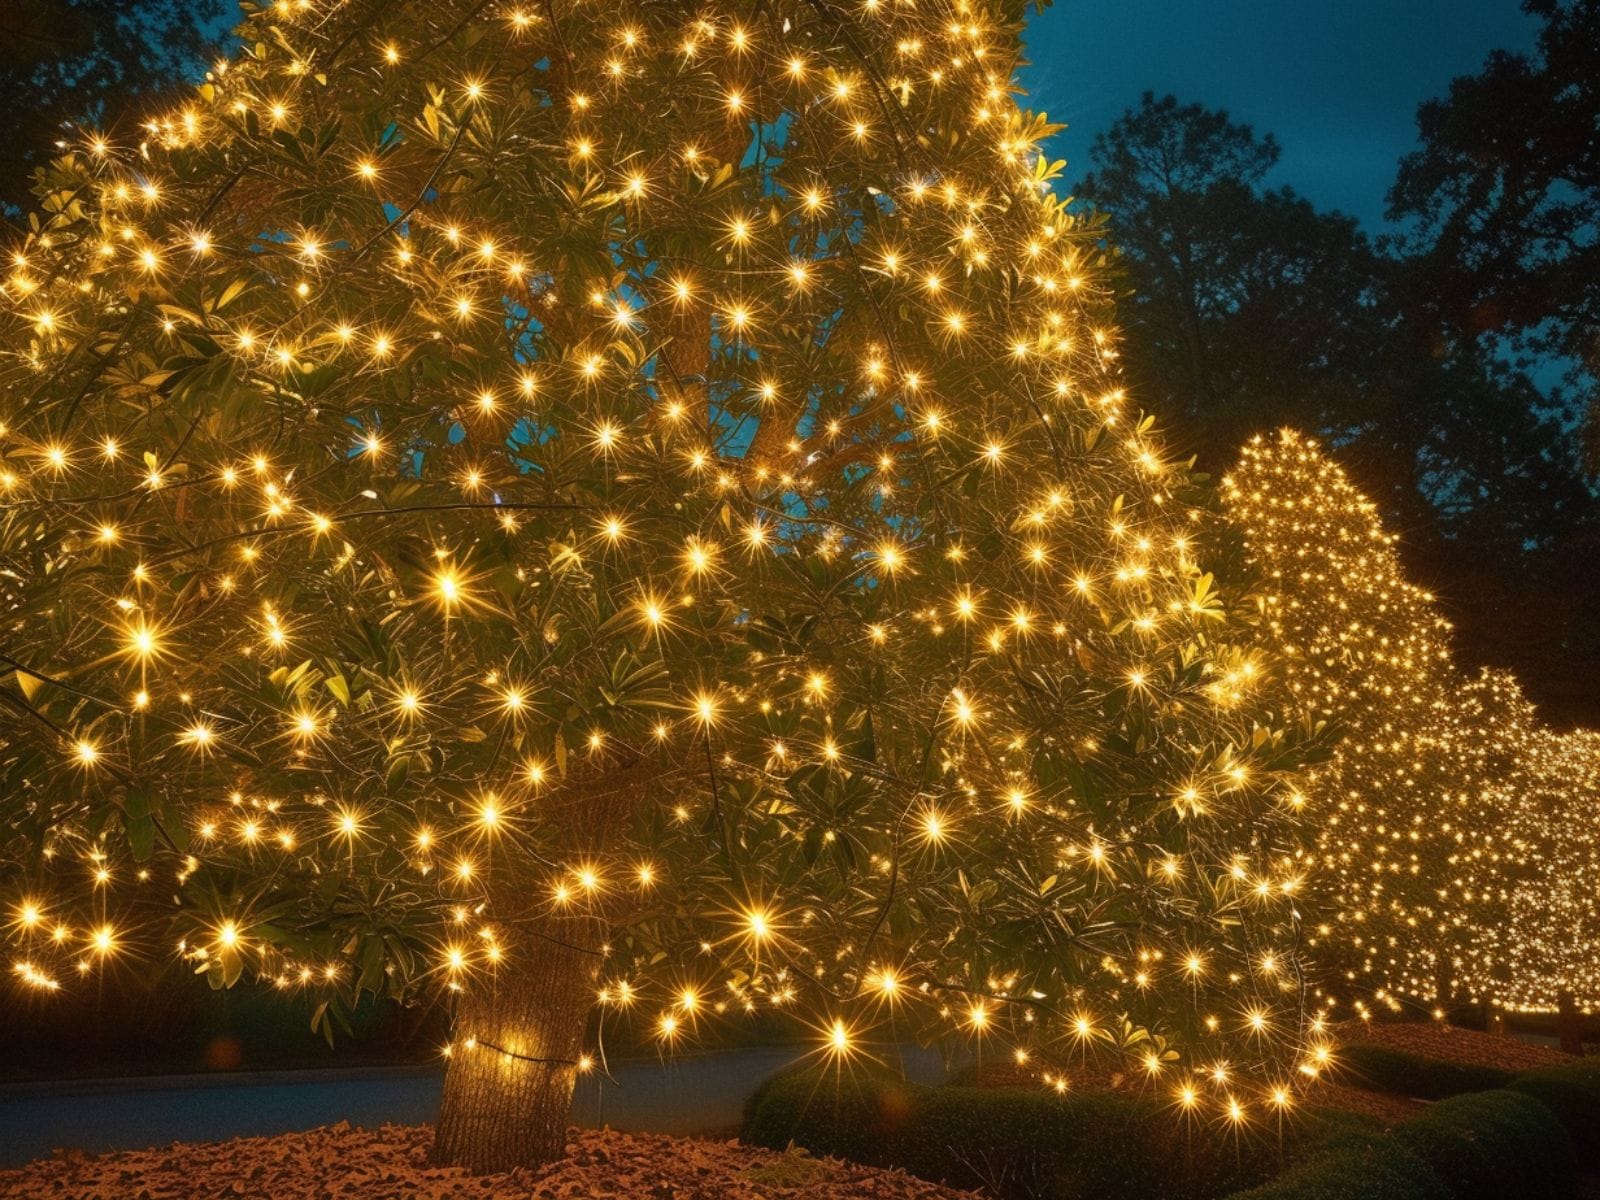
[1495,686,1600,1016]
[3,0,1324,1172]
[1223,430,1600,1020]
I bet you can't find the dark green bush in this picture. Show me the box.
[1301,1105,1387,1141]
[745,1062,1598,1200]
[744,1069,1331,1200]
[1337,1043,1514,1100]
[741,1064,923,1167]
[1223,1134,1448,1200]
[899,1086,1286,1200]
[1389,1089,1576,1200]
[1507,1057,1600,1165]
[900,1087,1119,1200]
[1226,1073,1587,1200]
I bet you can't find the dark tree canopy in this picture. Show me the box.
[1078,94,1387,473]
[0,0,232,219]
[1389,0,1600,464]
[1080,91,1600,727]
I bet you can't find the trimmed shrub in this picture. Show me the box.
[900,1087,1117,1200]
[1301,1106,1388,1140]
[1337,1043,1514,1100]
[901,1087,1288,1199]
[1223,1134,1449,1200]
[1389,1089,1576,1200]
[741,1064,923,1167]
[1506,1057,1600,1165]
[1228,1076,1584,1200]
[1383,1104,1497,1200]
[745,1070,1330,1200]
[748,1059,1598,1200]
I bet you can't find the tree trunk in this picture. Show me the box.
[1432,950,1453,1009]
[431,924,602,1173]
[1557,989,1584,1056]
[431,765,660,1173]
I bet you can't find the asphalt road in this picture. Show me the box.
[0,1045,946,1168]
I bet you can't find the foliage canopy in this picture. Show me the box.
[2,0,1323,1131]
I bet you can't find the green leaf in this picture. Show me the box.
[358,936,385,994]
[13,669,44,702]
[155,793,189,854]
[311,1000,334,1047]
[325,673,351,706]
[123,787,155,862]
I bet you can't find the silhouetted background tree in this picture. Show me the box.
[0,0,229,221]
[1390,0,1600,471]
[1080,0,1600,728]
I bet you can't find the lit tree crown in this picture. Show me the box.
[4,0,1323,1115]
[1224,430,1600,1016]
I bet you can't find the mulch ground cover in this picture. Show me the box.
[1307,1082,1432,1125]
[0,1123,980,1200]
[1332,1019,1572,1072]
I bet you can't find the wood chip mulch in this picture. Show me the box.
[0,1123,981,1200]
[1332,1020,1573,1072]
[1306,1082,1433,1126]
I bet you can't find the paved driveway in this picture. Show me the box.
[0,1045,946,1167]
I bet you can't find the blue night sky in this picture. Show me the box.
[1019,0,1539,229]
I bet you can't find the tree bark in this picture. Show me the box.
[1557,989,1584,1056]
[1432,950,1453,1009]
[431,923,602,1173]
[431,765,661,1173]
